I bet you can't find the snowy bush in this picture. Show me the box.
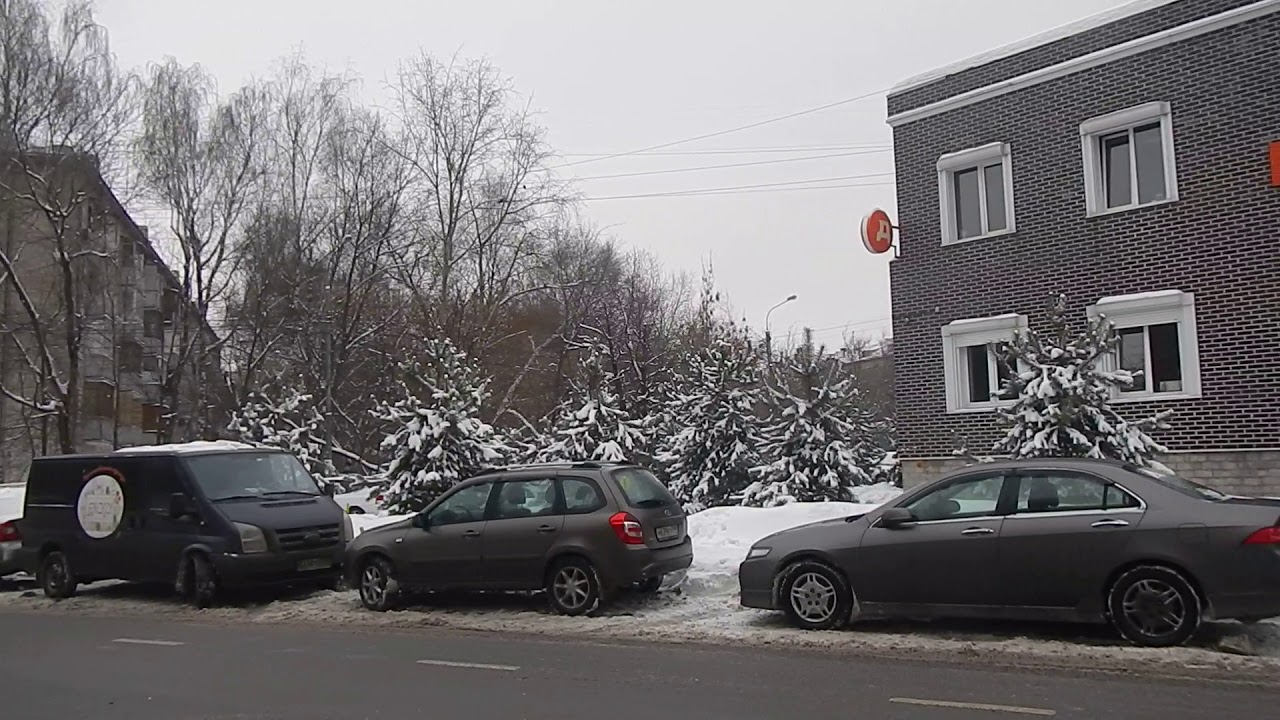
[658,337,766,507]
[538,343,645,463]
[377,338,510,513]
[993,294,1172,469]
[227,388,334,480]
[744,334,882,506]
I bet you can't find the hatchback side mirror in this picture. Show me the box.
[879,507,915,529]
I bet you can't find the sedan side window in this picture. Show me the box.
[1014,473,1137,514]
[904,474,1005,522]
[428,483,493,526]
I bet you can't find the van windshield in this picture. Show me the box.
[184,452,321,502]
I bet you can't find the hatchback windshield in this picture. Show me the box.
[185,452,321,501]
[612,468,678,508]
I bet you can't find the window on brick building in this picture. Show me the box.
[83,381,116,419]
[942,313,1027,413]
[937,142,1015,244]
[1088,290,1200,401]
[119,340,143,375]
[1081,102,1178,215]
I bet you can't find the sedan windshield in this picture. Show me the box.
[185,452,321,502]
[1135,467,1229,502]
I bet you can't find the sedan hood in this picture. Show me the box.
[756,513,868,548]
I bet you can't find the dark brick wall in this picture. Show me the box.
[888,0,1260,116]
[888,12,1280,460]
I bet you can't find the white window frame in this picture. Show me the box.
[1080,102,1179,217]
[942,313,1028,413]
[937,142,1016,245]
[1087,290,1201,402]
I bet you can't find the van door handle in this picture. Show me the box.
[1091,518,1130,528]
[537,525,557,534]
[961,527,995,536]
[462,530,481,538]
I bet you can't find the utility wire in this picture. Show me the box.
[583,176,893,201]
[553,87,891,169]
[559,143,890,158]
[572,149,891,181]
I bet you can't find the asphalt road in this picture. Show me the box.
[1,611,1277,720]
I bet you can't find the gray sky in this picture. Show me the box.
[97,0,1127,347]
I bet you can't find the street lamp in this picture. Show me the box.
[764,294,797,361]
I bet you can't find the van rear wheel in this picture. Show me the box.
[39,551,76,600]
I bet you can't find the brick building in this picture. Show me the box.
[0,150,217,482]
[886,0,1280,493]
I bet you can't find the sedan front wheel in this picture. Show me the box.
[779,560,855,631]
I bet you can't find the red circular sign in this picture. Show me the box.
[861,209,894,255]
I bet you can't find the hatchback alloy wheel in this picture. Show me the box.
[546,557,603,616]
[358,556,399,611]
[554,566,591,610]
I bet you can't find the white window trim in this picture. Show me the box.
[942,313,1028,413]
[1080,102,1179,217]
[937,142,1016,246]
[1087,290,1201,402]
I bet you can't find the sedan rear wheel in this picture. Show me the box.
[779,560,855,631]
[1107,565,1201,648]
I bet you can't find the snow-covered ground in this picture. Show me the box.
[3,484,1279,678]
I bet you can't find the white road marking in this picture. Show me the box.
[112,638,185,647]
[416,659,520,672]
[890,698,1056,716]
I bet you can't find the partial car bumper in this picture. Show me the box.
[211,547,343,588]
[604,537,693,588]
[1209,591,1280,621]
[738,558,778,610]
[0,541,20,576]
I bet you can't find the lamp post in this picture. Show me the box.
[764,294,797,362]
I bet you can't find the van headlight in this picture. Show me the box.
[341,513,355,543]
[746,546,771,560]
[234,523,268,554]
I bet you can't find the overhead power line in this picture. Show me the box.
[553,87,891,169]
[559,143,890,158]
[582,174,894,201]
[572,148,891,181]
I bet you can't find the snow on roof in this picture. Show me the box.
[113,440,257,455]
[889,0,1181,95]
[1094,289,1185,305]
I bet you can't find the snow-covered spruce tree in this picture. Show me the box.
[538,343,646,463]
[744,331,881,506]
[227,388,333,479]
[377,338,510,513]
[993,294,1172,468]
[657,336,766,508]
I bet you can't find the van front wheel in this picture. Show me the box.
[187,553,218,609]
[39,551,76,600]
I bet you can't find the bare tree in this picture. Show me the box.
[0,0,137,454]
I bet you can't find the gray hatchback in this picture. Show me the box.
[346,462,693,615]
[739,458,1280,647]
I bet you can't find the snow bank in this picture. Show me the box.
[685,501,879,594]
[0,485,23,522]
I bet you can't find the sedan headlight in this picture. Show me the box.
[234,523,268,554]
[341,513,355,543]
[746,546,771,560]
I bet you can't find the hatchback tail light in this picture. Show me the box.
[0,520,19,543]
[609,512,645,545]
[1242,526,1280,545]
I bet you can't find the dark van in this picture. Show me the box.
[17,442,351,606]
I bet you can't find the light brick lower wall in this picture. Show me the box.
[901,450,1280,496]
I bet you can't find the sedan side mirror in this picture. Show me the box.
[879,507,915,529]
[414,513,431,530]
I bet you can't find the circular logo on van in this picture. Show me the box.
[77,470,125,539]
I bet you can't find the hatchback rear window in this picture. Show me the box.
[611,468,677,509]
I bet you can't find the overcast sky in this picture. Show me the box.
[96,0,1129,347]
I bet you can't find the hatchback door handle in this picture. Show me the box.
[961,527,995,536]
[1091,519,1130,528]
[462,530,481,538]
[537,525,557,534]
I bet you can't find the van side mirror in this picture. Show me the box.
[321,484,336,498]
[169,493,195,520]
[879,507,915,529]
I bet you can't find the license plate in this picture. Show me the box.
[297,558,331,572]
[656,525,679,541]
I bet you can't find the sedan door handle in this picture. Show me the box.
[1091,519,1130,528]
[462,530,481,538]
[961,527,995,536]
[537,525,557,534]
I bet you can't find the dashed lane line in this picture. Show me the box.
[889,697,1056,716]
[416,659,520,672]
[112,638,185,647]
